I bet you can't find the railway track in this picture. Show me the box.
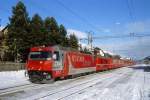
[34,68,133,100]
[0,68,116,95]
[0,83,31,91]
[0,83,42,96]
[0,67,130,100]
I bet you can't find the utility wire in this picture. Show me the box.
[94,34,150,39]
[55,0,101,32]
[29,0,74,25]
[80,34,150,40]
[126,0,135,22]
[130,0,135,20]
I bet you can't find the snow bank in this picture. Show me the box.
[0,70,30,89]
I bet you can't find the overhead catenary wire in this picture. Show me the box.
[94,34,150,39]
[126,0,135,23]
[29,0,62,19]
[80,33,150,40]
[27,0,99,32]
[55,0,102,32]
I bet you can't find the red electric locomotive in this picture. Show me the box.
[25,45,134,82]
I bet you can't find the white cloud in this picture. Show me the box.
[67,20,150,59]
[95,37,150,59]
[67,29,87,39]
[106,20,150,35]
[92,25,112,33]
[115,22,120,25]
[125,20,150,33]
[80,43,89,49]
[67,29,89,50]
[97,19,150,59]
[103,50,116,55]
[103,29,111,33]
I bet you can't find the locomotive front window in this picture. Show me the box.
[29,51,52,60]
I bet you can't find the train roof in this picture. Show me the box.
[30,46,54,52]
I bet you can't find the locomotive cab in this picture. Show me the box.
[26,46,64,82]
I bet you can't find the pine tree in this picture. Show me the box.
[30,14,45,46]
[84,47,88,53]
[69,34,78,50]
[63,37,70,47]
[59,24,67,37]
[59,24,68,46]
[6,1,30,62]
[44,17,55,45]
[47,17,60,45]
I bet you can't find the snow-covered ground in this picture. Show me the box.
[0,64,150,100]
[0,70,30,89]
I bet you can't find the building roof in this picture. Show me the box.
[0,25,8,42]
[1,25,8,32]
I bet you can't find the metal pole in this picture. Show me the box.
[88,31,93,52]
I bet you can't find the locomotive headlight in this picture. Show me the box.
[40,61,43,64]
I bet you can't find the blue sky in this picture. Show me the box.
[0,0,150,59]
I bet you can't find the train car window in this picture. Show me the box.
[53,51,60,61]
